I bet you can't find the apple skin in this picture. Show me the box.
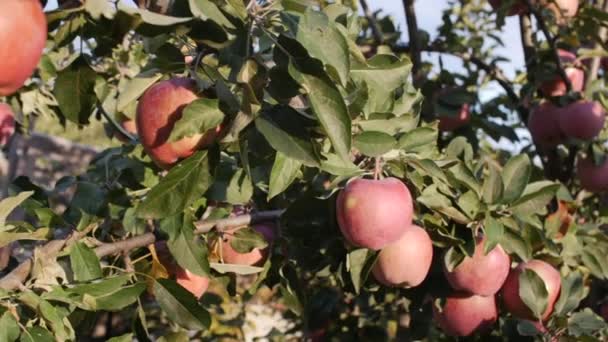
[372,225,433,288]
[558,100,606,141]
[433,292,498,337]
[155,241,209,298]
[600,302,608,321]
[528,101,565,148]
[576,155,608,192]
[501,259,561,321]
[443,238,510,296]
[438,103,471,132]
[114,118,138,143]
[0,104,16,146]
[0,0,47,96]
[220,223,276,266]
[136,78,220,169]
[336,177,413,250]
[539,50,584,97]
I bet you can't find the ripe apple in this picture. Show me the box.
[576,155,608,192]
[114,118,138,143]
[558,100,606,141]
[336,177,413,250]
[488,0,578,19]
[0,104,16,146]
[443,237,510,296]
[155,241,209,298]
[501,259,561,321]
[0,0,47,96]
[136,78,220,169]
[372,225,433,288]
[438,103,471,132]
[433,293,498,337]
[488,0,527,16]
[219,223,276,266]
[539,50,584,97]
[600,302,608,321]
[528,101,565,148]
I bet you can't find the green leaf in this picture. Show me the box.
[116,70,163,112]
[19,327,54,342]
[568,309,608,337]
[320,153,363,176]
[348,248,377,294]
[0,191,33,230]
[167,99,224,143]
[417,185,451,209]
[54,62,97,124]
[39,300,75,341]
[457,190,481,219]
[554,272,584,315]
[448,163,480,195]
[154,279,211,330]
[519,269,549,320]
[106,334,134,342]
[229,227,269,254]
[443,247,465,272]
[0,228,50,248]
[510,181,560,216]
[0,312,20,342]
[296,9,350,85]
[210,262,264,275]
[93,283,146,311]
[268,152,302,200]
[398,127,438,152]
[189,0,235,29]
[137,151,215,219]
[122,208,147,235]
[353,131,396,157]
[255,110,320,167]
[482,163,503,204]
[358,113,419,135]
[66,275,131,296]
[502,154,531,204]
[69,242,102,282]
[483,216,504,254]
[167,220,210,277]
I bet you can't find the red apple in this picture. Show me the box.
[136,78,220,169]
[155,242,209,298]
[0,0,47,96]
[220,223,275,266]
[539,50,584,97]
[372,225,433,288]
[576,155,608,192]
[433,293,498,337]
[501,259,561,321]
[438,103,471,132]
[528,101,565,148]
[488,0,527,16]
[600,302,608,321]
[336,177,413,250]
[489,0,578,19]
[558,100,606,141]
[114,118,137,143]
[443,237,510,296]
[0,104,16,146]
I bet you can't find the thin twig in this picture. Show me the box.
[98,106,137,143]
[403,0,423,87]
[359,0,384,45]
[523,0,573,92]
[585,0,608,88]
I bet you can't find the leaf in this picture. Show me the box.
[116,70,163,112]
[448,163,480,195]
[348,248,377,294]
[93,283,146,311]
[137,151,215,219]
[502,154,531,203]
[229,228,269,254]
[154,279,211,330]
[554,271,584,315]
[32,243,68,288]
[482,163,503,204]
[66,275,131,296]
[268,152,302,200]
[53,62,97,124]
[510,181,560,216]
[398,127,438,152]
[0,191,33,230]
[519,269,549,320]
[353,131,396,157]
[483,216,504,254]
[39,299,75,341]
[167,220,210,277]
[320,153,363,176]
[296,9,350,85]
[358,113,419,135]
[443,247,465,272]
[0,228,50,247]
[189,0,235,29]
[457,190,481,219]
[255,109,320,167]
[210,262,265,275]
[69,242,102,282]
[167,99,224,143]
[19,326,55,342]
[122,208,147,235]
[0,312,20,342]
[106,334,134,342]
[568,309,607,337]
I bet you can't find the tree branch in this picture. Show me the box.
[523,0,573,92]
[403,0,423,87]
[359,0,384,46]
[585,0,608,88]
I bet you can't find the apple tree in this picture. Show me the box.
[1,0,608,340]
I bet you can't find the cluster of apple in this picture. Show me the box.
[336,177,562,337]
[0,0,46,146]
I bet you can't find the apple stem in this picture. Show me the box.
[374,157,382,180]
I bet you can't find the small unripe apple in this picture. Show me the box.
[539,50,584,97]
[576,155,608,192]
[220,223,276,266]
[336,177,413,250]
[501,259,561,321]
[528,101,565,148]
[558,100,606,141]
[433,293,498,337]
[443,238,510,296]
[155,241,209,298]
[438,103,471,132]
[136,78,220,169]
[0,0,47,96]
[0,104,16,146]
[372,225,433,288]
